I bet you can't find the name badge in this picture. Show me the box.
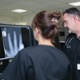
[77,64,80,70]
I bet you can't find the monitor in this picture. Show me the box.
[0,24,36,58]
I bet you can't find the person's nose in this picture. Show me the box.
[64,23,67,28]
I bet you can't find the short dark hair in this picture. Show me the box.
[63,7,80,17]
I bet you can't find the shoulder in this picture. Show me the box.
[66,33,76,40]
[67,33,76,37]
[65,33,77,44]
[17,46,40,56]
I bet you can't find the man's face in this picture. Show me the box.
[63,13,75,32]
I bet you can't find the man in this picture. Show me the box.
[63,7,80,80]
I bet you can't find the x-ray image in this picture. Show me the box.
[0,25,37,58]
[1,27,24,58]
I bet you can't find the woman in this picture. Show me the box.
[0,11,71,80]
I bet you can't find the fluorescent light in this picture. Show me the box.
[12,9,27,13]
[69,1,80,6]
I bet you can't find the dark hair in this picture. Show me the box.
[63,7,80,17]
[31,11,61,41]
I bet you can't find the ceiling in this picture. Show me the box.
[0,0,80,24]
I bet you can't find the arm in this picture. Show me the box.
[0,50,31,80]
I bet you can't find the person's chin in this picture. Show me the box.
[68,29,72,33]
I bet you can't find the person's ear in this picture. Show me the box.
[73,15,76,21]
[34,27,41,41]
[35,27,40,34]
[73,15,79,22]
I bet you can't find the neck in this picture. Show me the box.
[76,32,80,38]
[75,22,80,38]
[38,39,54,47]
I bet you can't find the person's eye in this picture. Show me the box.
[64,21,66,24]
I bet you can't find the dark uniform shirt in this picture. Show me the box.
[62,33,80,80]
[0,45,70,80]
